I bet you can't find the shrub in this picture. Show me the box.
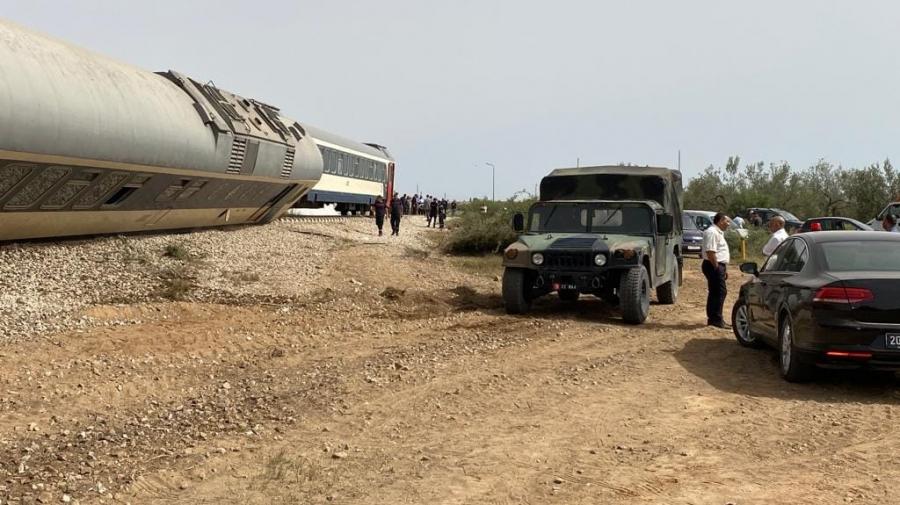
[444,198,535,254]
[163,243,190,261]
[725,228,771,264]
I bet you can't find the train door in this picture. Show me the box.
[386,162,395,206]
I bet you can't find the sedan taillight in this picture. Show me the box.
[813,286,874,304]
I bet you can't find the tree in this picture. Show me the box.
[684,156,897,221]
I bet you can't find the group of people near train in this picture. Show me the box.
[371,193,457,236]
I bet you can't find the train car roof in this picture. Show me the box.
[299,123,392,160]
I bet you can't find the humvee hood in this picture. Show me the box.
[517,234,651,252]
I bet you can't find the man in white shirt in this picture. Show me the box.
[732,215,745,229]
[762,216,788,256]
[702,213,731,329]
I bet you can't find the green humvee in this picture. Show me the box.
[502,166,684,324]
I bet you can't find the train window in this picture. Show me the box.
[156,179,191,202]
[4,166,70,209]
[73,172,129,208]
[337,156,344,176]
[223,184,243,202]
[177,180,208,200]
[131,174,153,185]
[41,172,99,209]
[353,157,359,178]
[104,186,138,206]
[0,163,35,200]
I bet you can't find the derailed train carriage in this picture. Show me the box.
[0,19,394,241]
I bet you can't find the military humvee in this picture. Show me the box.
[502,166,683,324]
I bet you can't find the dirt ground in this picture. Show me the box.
[3,219,900,505]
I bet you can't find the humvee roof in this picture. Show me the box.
[546,165,681,181]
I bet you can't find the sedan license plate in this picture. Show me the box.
[887,334,900,350]
[686,245,701,251]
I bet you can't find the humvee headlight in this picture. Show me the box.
[594,253,607,266]
[505,248,519,260]
[532,252,544,265]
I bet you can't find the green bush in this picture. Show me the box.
[444,198,535,254]
[725,227,771,264]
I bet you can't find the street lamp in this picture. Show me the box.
[485,162,495,201]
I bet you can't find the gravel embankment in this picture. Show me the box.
[0,217,435,342]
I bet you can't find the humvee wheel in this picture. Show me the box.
[502,268,532,314]
[620,266,650,324]
[656,260,679,305]
[558,289,579,302]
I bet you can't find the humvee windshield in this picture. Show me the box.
[527,202,654,235]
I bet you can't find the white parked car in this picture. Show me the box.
[868,202,900,231]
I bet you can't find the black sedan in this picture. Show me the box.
[800,217,872,232]
[681,214,704,258]
[731,232,900,382]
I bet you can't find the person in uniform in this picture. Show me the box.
[429,198,439,228]
[702,213,731,329]
[372,196,386,236]
[437,200,447,229]
[390,192,403,236]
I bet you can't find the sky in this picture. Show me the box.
[4,0,900,199]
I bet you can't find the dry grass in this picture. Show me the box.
[156,264,196,301]
[163,243,191,261]
[450,254,504,278]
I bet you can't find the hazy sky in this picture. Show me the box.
[4,1,900,199]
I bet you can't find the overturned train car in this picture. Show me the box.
[0,19,324,241]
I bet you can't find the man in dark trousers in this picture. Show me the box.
[437,200,447,229]
[429,198,439,228]
[372,196,386,236]
[389,192,403,236]
[701,213,731,329]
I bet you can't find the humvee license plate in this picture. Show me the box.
[553,283,577,291]
[886,333,900,349]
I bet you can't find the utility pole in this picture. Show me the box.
[485,162,495,201]
[677,150,681,171]
[576,157,580,168]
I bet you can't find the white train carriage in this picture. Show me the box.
[298,124,395,215]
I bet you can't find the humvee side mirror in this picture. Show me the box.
[511,212,525,233]
[656,214,674,235]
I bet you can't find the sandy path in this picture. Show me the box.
[0,220,897,505]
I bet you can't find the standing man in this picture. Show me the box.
[882,213,899,232]
[372,196,386,236]
[424,195,433,225]
[437,200,447,229]
[702,213,731,329]
[390,192,403,236]
[429,197,439,228]
[762,216,788,256]
[749,211,762,227]
[732,214,745,229]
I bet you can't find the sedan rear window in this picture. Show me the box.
[821,241,900,271]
